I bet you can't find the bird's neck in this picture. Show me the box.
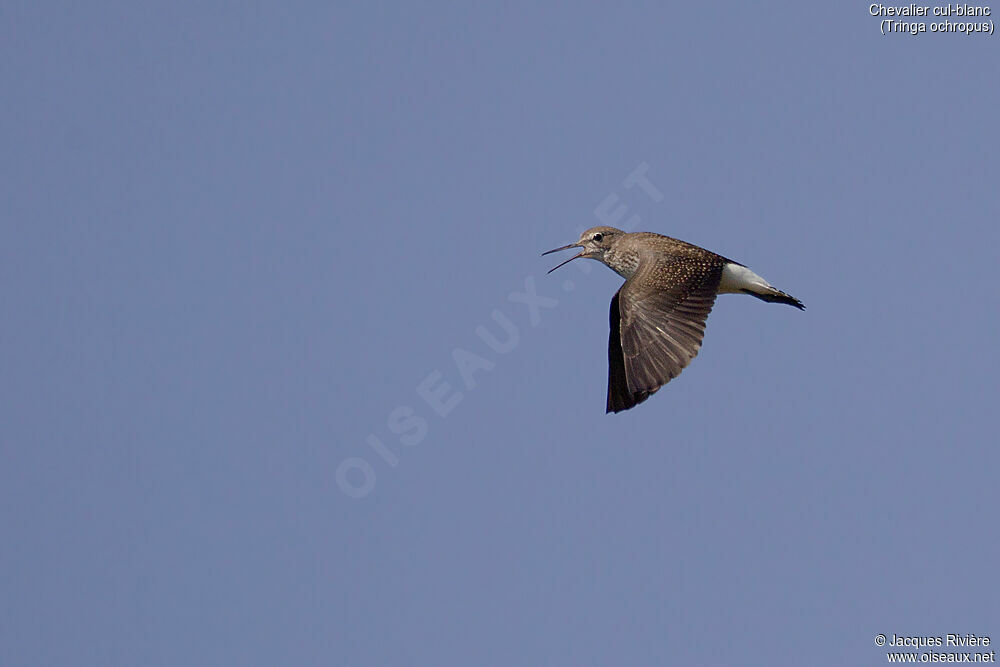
[602,246,641,280]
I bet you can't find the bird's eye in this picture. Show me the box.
[592,233,603,242]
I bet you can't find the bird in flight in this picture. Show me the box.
[543,226,804,413]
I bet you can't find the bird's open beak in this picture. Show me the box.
[541,243,583,273]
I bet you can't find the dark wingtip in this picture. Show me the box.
[606,390,651,414]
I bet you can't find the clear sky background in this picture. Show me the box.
[3,3,998,666]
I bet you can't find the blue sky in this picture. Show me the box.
[3,3,998,666]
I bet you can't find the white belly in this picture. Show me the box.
[718,262,772,294]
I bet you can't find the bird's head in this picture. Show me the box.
[542,226,623,273]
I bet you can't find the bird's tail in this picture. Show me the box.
[740,287,805,310]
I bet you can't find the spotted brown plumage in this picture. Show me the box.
[609,256,724,412]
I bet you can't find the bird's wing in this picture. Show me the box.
[607,292,650,413]
[607,257,723,412]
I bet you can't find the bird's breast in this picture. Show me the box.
[604,249,640,279]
